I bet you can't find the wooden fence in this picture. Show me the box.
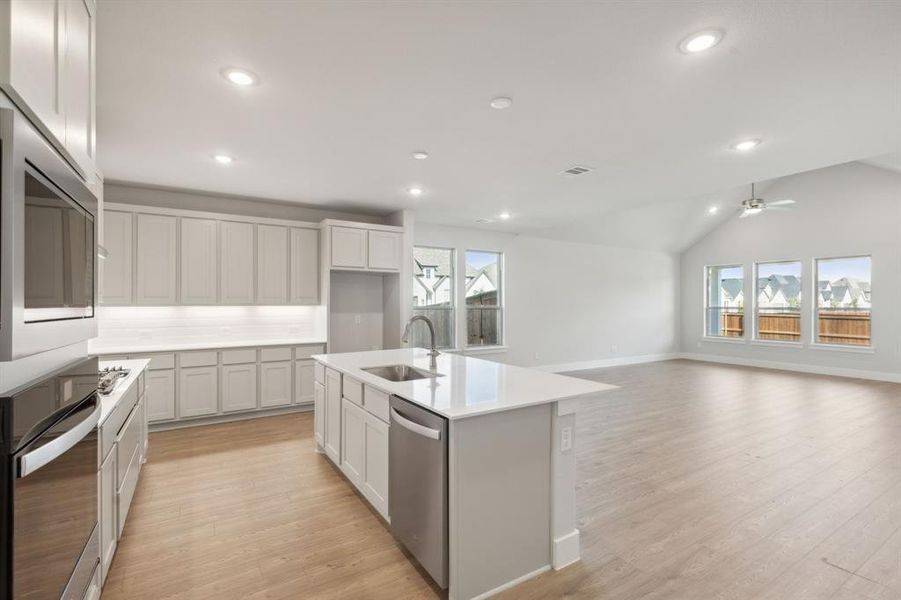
[721,310,871,345]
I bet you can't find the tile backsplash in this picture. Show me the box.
[95,305,327,346]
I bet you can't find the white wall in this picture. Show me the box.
[416,224,680,369]
[681,162,901,380]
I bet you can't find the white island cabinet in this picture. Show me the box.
[312,348,614,600]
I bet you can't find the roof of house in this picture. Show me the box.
[720,278,743,300]
[414,248,452,277]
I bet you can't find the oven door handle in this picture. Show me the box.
[17,401,101,478]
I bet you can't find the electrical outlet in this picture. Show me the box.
[610,344,618,354]
[354,314,361,324]
[561,426,573,452]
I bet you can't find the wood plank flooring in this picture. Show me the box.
[103,360,901,599]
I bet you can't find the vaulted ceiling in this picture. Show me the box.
[96,1,901,251]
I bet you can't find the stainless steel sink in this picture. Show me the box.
[361,364,443,382]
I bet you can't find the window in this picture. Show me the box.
[755,261,802,342]
[814,256,871,346]
[412,246,455,348]
[465,250,502,346]
[705,265,744,337]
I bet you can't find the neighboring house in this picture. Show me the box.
[818,277,871,309]
[413,248,453,307]
[756,274,801,309]
[719,278,743,308]
[465,262,499,302]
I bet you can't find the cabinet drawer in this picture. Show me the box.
[100,384,138,459]
[116,403,143,489]
[117,444,142,538]
[294,345,326,359]
[343,375,363,406]
[145,353,175,370]
[314,363,325,384]
[222,348,257,365]
[179,351,218,368]
[261,347,292,362]
[364,385,390,422]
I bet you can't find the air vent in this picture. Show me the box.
[475,218,493,224]
[562,165,591,176]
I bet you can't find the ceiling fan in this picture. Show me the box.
[738,182,796,218]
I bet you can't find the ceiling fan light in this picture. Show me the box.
[745,207,763,216]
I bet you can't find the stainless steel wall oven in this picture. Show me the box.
[1,356,100,600]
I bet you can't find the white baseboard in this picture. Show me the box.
[467,564,552,600]
[678,352,901,383]
[538,352,679,373]
[149,403,312,432]
[552,529,581,570]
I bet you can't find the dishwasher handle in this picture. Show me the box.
[390,407,442,441]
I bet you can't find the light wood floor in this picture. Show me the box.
[104,360,901,600]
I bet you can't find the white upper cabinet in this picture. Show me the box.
[256,225,288,304]
[290,227,319,304]
[180,218,217,304]
[61,0,95,174]
[135,214,177,305]
[330,226,367,269]
[101,211,132,305]
[367,230,402,271]
[2,0,66,143]
[220,221,255,304]
[1,0,97,179]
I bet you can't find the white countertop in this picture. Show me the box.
[98,359,149,424]
[90,336,327,355]
[312,348,616,420]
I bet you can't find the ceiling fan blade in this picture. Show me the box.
[768,199,796,206]
[739,210,751,219]
[768,205,794,212]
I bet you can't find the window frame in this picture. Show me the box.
[752,259,804,345]
[412,245,457,350]
[464,248,504,349]
[703,263,746,340]
[810,254,873,349]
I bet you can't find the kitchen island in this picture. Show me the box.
[312,348,614,600]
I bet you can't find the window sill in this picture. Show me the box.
[750,339,804,348]
[808,343,875,354]
[462,345,509,355]
[701,336,747,345]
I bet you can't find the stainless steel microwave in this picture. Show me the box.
[0,101,98,360]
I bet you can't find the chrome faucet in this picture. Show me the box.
[402,315,440,370]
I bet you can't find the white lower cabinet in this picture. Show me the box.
[178,366,218,418]
[341,399,366,485]
[315,366,390,520]
[260,361,292,408]
[221,363,258,412]
[99,449,117,584]
[294,360,315,405]
[146,369,176,422]
[314,381,325,446]
[362,412,390,517]
[324,368,342,462]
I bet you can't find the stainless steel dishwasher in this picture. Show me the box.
[389,395,449,589]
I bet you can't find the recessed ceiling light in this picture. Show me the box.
[221,67,258,86]
[212,154,234,165]
[498,212,512,220]
[412,151,429,160]
[490,96,513,109]
[408,186,423,197]
[708,206,719,215]
[679,29,723,54]
[731,138,762,152]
